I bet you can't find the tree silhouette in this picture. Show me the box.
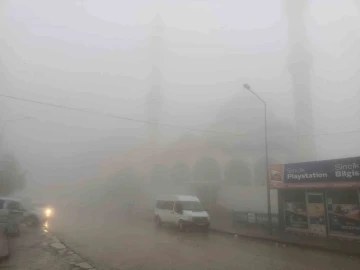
[0,154,26,196]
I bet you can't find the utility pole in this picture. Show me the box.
[243,83,272,235]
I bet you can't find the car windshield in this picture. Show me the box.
[181,201,203,212]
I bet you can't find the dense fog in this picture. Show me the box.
[1,0,360,205]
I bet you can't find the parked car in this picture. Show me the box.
[154,195,210,232]
[0,197,53,233]
[0,197,26,235]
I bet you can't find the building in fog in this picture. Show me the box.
[285,0,317,162]
[101,11,316,222]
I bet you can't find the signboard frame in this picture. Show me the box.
[269,156,360,189]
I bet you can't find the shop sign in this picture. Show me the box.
[256,213,279,225]
[232,212,279,225]
[255,214,268,224]
[269,156,360,189]
[247,212,256,223]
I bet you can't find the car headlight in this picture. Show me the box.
[44,208,53,217]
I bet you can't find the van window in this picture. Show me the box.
[174,201,182,213]
[163,201,174,210]
[156,200,174,210]
[156,200,164,209]
[181,201,203,212]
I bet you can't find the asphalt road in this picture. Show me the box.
[50,210,360,270]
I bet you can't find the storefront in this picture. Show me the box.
[269,156,360,239]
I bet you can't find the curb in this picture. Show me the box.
[210,227,360,258]
[43,229,97,270]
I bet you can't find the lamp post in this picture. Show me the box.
[0,116,34,151]
[243,83,272,235]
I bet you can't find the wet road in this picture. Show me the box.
[1,227,70,270]
[51,211,360,270]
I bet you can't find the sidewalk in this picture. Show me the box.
[210,217,360,257]
[0,226,69,270]
[0,226,96,270]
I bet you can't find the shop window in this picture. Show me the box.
[283,190,308,230]
[327,189,358,205]
[327,189,360,238]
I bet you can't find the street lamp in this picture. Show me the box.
[0,116,34,151]
[243,83,272,235]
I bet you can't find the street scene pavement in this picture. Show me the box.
[50,209,360,270]
[0,227,69,270]
[0,225,96,270]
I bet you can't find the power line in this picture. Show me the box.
[299,130,360,137]
[267,129,360,139]
[0,94,245,137]
[2,93,360,139]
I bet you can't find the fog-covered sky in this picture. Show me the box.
[1,0,360,186]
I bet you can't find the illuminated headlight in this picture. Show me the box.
[44,208,53,217]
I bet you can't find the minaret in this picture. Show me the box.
[146,14,165,145]
[353,2,360,125]
[284,0,317,161]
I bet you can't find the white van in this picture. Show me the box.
[154,195,210,231]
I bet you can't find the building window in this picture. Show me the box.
[327,189,360,238]
[283,190,308,230]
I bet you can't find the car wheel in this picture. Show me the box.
[178,220,185,232]
[155,216,162,227]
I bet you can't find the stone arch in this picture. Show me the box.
[224,159,252,186]
[192,157,222,183]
